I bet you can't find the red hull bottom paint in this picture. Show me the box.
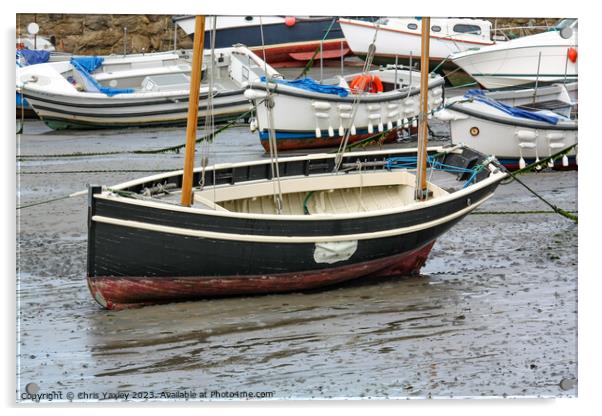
[249,39,351,68]
[88,241,436,310]
[261,128,407,152]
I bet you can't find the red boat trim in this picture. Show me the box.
[249,39,350,66]
[289,48,350,61]
[339,19,494,46]
[88,241,436,310]
[261,128,403,152]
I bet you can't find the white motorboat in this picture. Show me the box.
[17,46,280,130]
[339,17,494,70]
[451,19,578,89]
[436,89,577,170]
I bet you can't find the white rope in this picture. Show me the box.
[199,16,218,206]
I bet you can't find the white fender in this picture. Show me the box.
[312,101,332,111]
[546,132,566,140]
[244,89,267,100]
[515,130,538,140]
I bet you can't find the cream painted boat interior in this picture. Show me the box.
[193,170,448,215]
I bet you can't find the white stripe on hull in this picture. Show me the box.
[92,193,491,244]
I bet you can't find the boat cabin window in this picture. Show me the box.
[453,24,482,35]
[376,18,389,25]
[407,23,418,30]
[431,25,442,32]
[245,16,254,21]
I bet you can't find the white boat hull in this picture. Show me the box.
[451,26,578,89]
[437,100,577,168]
[245,69,445,151]
[339,18,493,65]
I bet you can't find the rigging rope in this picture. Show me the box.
[295,17,339,80]
[199,16,218,208]
[259,17,284,214]
[333,22,381,173]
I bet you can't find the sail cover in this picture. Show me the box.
[465,89,560,125]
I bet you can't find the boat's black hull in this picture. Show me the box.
[86,147,505,309]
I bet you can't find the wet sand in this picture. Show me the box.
[16,87,577,401]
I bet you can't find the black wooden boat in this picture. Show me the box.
[86,145,507,309]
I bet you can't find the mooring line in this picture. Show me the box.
[16,109,254,160]
[18,169,180,175]
[471,210,577,216]
[500,144,578,223]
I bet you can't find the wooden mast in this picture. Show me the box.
[180,16,206,207]
[415,16,431,201]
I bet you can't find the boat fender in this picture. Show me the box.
[350,74,384,94]
[562,155,569,167]
[567,47,577,63]
[546,132,565,140]
[285,17,296,27]
[312,101,332,111]
[244,89,268,100]
[314,240,358,264]
[249,117,258,132]
[515,130,538,140]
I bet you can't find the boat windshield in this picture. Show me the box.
[375,17,389,25]
[553,18,577,30]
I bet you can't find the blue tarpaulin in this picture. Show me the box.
[465,89,560,125]
[70,57,134,97]
[17,49,50,66]
[260,76,349,97]
[70,56,104,72]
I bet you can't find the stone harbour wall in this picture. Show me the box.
[16,14,562,55]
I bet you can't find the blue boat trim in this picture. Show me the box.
[259,127,383,140]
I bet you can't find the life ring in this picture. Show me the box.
[350,74,384,94]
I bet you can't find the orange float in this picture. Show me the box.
[349,74,384,94]
[567,47,578,63]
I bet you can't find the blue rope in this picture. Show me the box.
[386,156,481,188]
